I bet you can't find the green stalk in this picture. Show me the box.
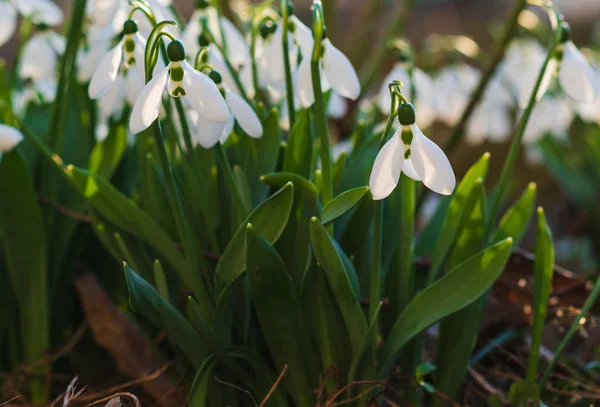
[321,0,336,43]
[443,0,528,154]
[150,120,215,318]
[41,0,87,220]
[250,15,261,105]
[487,10,563,230]
[397,174,415,311]
[538,274,600,391]
[359,0,415,92]
[174,99,220,252]
[281,0,296,128]
[369,114,396,334]
[215,143,251,223]
[311,1,333,207]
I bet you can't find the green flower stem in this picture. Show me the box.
[151,120,215,318]
[311,1,333,208]
[443,0,528,154]
[281,0,296,128]
[359,0,415,92]
[41,0,87,224]
[369,114,396,331]
[250,16,261,105]
[215,143,251,223]
[397,174,415,312]
[538,273,600,391]
[174,99,220,253]
[487,7,563,230]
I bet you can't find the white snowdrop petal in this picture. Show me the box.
[88,40,124,99]
[328,92,348,119]
[518,58,557,108]
[0,124,24,152]
[77,40,110,82]
[410,124,455,195]
[402,158,421,181]
[220,17,250,67]
[0,3,17,47]
[290,16,314,58]
[261,23,286,85]
[125,69,145,106]
[181,10,204,58]
[194,114,228,149]
[559,41,597,103]
[129,65,170,134]
[294,56,314,108]
[369,129,404,200]
[181,61,230,123]
[322,39,360,100]
[98,73,125,119]
[17,0,64,26]
[226,90,263,138]
[19,35,57,79]
[220,115,236,143]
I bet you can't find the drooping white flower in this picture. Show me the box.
[130,40,230,134]
[0,124,24,160]
[433,63,481,126]
[88,20,147,108]
[378,62,436,128]
[465,76,514,145]
[370,103,455,199]
[12,76,57,116]
[19,28,65,80]
[0,0,63,47]
[295,37,361,108]
[558,40,598,103]
[194,71,262,149]
[522,95,574,146]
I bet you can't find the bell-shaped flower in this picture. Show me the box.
[13,76,57,116]
[130,40,230,134]
[0,124,24,160]
[558,40,598,103]
[182,1,249,69]
[88,20,147,107]
[194,71,262,149]
[378,61,436,128]
[370,103,455,200]
[328,92,348,119]
[574,67,600,124]
[13,0,63,26]
[465,76,513,145]
[522,95,574,146]
[19,28,65,81]
[433,63,480,125]
[295,37,360,108]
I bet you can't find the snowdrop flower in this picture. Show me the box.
[557,23,599,103]
[0,124,24,160]
[465,76,513,145]
[13,76,57,116]
[295,33,360,108]
[523,95,574,146]
[433,63,480,126]
[370,103,455,199]
[19,26,65,81]
[328,92,348,119]
[88,20,147,108]
[130,40,229,134]
[378,61,436,128]
[501,39,546,100]
[0,2,17,47]
[194,71,262,148]
[182,0,249,68]
[0,0,63,48]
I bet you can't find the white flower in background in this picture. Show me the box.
[12,76,57,116]
[295,36,361,108]
[523,95,574,146]
[194,70,262,148]
[465,76,513,145]
[523,145,544,167]
[19,27,65,80]
[0,0,63,47]
[0,124,24,160]
[328,92,348,119]
[574,66,600,123]
[370,103,455,199]
[332,138,352,161]
[378,62,436,128]
[182,1,249,68]
[557,33,598,103]
[130,40,230,134]
[501,38,546,100]
[433,63,480,126]
[88,20,147,108]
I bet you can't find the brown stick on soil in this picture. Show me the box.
[73,274,185,407]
